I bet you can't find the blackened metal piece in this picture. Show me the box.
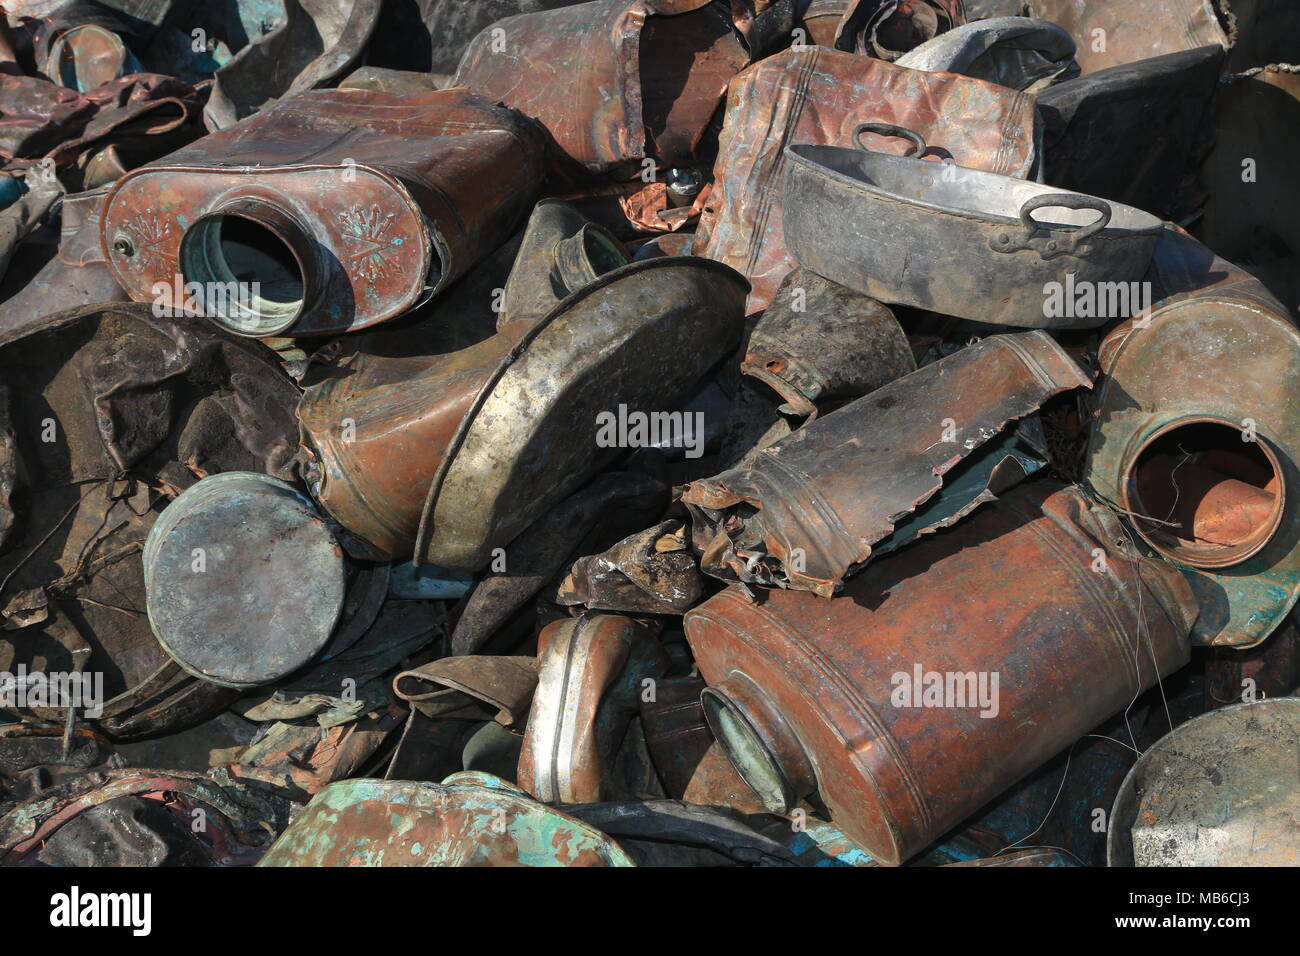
[256,775,635,866]
[741,268,914,418]
[685,482,1197,865]
[143,472,347,689]
[782,135,1163,328]
[1037,45,1222,223]
[556,520,703,614]
[1085,264,1300,648]
[1205,616,1300,710]
[1108,698,1300,866]
[518,614,669,804]
[37,795,215,866]
[101,87,544,336]
[453,0,750,178]
[894,16,1078,92]
[694,46,1038,313]
[682,331,1091,596]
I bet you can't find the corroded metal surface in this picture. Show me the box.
[684,482,1197,864]
[144,472,347,689]
[1086,265,1300,648]
[1024,0,1227,74]
[694,46,1038,313]
[453,0,750,178]
[1107,698,1300,867]
[834,0,966,59]
[257,775,635,866]
[556,520,703,614]
[683,331,1091,596]
[101,87,544,336]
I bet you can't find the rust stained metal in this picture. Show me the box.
[834,0,967,59]
[394,656,539,727]
[682,331,1092,596]
[693,46,1038,313]
[1086,247,1300,648]
[518,614,669,804]
[100,87,544,337]
[1024,0,1228,74]
[453,0,751,179]
[684,482,1198,865]
[257,775,635,866]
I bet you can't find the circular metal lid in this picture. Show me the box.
[144,472,348,688]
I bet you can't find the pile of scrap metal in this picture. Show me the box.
[0,0,1296,868]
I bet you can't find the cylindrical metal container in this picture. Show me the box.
[100,87,543,336]
[1107,697,1300,867]
[1085,272,1300,648]
[684,481,1197,864]
[144,472,348,688]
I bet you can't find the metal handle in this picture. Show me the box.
[854,122,926,158]
[991,193,1114,259]
[1019,194,1112,244]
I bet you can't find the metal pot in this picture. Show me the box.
[782,123,1163,328]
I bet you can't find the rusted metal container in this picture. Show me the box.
[518,614,669,804]
[99,87,544,337]
[684,481,1197,864]
[257,775,635,866]
[682,331,1090,595]
[144,472,348,689]
[453,0,751,179]
[1107,698,1300,867]
[299,254,745,566]
[1085,272,1300,649]
[693,46,1038,313]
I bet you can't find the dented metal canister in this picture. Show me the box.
[453,0,752,179]
[99,87,544,336]
[1085,261,1300,648]
[683,331,1091,595]
[684,481,1198,864]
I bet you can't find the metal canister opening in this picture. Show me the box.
[1126,417,1286,568]
[701,685,793,814]
[180,210,307,336]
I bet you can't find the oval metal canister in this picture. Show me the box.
[684,481,1198,865]
[144,472,348,689]
[782,137,1162,328]
[1107,697,1300,867]
[1085,275,1300,648]
[100,87,543,337]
